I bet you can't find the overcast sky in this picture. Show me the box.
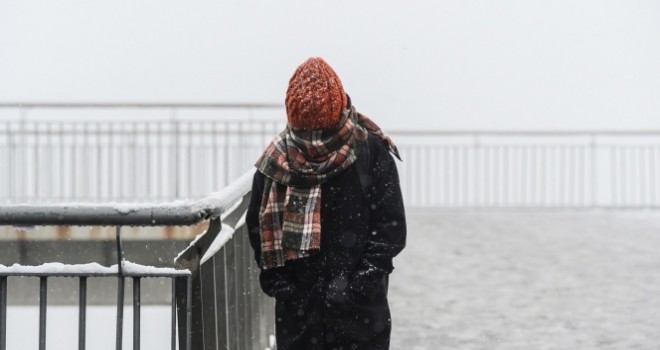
[1,0,659,130]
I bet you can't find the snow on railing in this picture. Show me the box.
[0,169,275,350]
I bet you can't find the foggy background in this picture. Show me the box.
[1,0,659,130]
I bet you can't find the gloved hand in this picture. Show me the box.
[259,267,298,301]
[348,266,387,301]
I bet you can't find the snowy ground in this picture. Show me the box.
[389,210,660,350]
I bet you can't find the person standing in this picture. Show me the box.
[246,57,406,350]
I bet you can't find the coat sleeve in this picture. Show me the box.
[349,136,407,299]
[246,171,297,300]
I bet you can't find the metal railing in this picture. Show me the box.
[0,103,284,203]
[2,103,660,209]
[392,130,660,208]
[0,169,275,350]
[174,173,275,350]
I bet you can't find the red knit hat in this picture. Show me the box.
[285,57,348,129]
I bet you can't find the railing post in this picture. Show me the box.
[171,278,177,350]
[171,108,181,200]
[186,276,192,350]
[116,225,125,350]
[473,134,480,208]
[19,106,27,203]
[39,276,47,350]
[79,277,87,350]
[133,277,141,350]
[0,276,7,350]
[590,134,597,208]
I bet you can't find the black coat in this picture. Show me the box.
[246,133,406,350]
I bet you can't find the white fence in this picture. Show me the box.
[0,103,282,203]
[393,131,660,208]
[2,104,660,208]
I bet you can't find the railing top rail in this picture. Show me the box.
[0,170,255,227]
[0,102,283,109]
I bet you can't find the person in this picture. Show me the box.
[246,57,406,350]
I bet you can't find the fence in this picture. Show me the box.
[2,103,660,208]
[392,130,660,208]
[0,103,283,203]
[0,170,275,350]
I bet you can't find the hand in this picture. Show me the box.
[259,267,297,301]
[271,280,298,301]
[348,271,387,301]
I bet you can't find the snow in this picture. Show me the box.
[3,169,254,221]
[0,262,114,275]
[200,212,247,265]
[190,169,255,219]
[5,199,195,214]
[200,224,235,265]
[176,171,254,263]
[121,261,190,276]
[0,261,190,277]
[388,210,660,350]
[109,200,195,214]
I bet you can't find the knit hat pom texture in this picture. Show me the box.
[286,57,347,129]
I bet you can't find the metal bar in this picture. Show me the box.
[0,276,7,350]
[621,147,627,206]
[224,123,231,187]
[652,147,657,206]
[186,276,192,350]
[173,114,181,199]
[493,146,499,206]
[131,123,138,201]
[640,146,646,207]
[211,256,220,349]
[116,226,124,274]
[118,129,125,201]
[521,146,527,205]
[116,225,124,350]
[133,277,141,350]
[611,146,617,206]
[79,277,87,350]
[71,127,77,201]
[187,127,193,198]
[8,122,15,203]
[171,278,176,350]
[96,124,103,200]
[505,145,512,205]
[39,277,47,350]
[541,146,547,206]
[19,107,27,203]
[108,123,114,200]
[34,127,40,201]
[0,201,203,226]
[482,147,491,206]
[473,137,480,207]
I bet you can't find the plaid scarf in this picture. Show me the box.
[255,99,400,269]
